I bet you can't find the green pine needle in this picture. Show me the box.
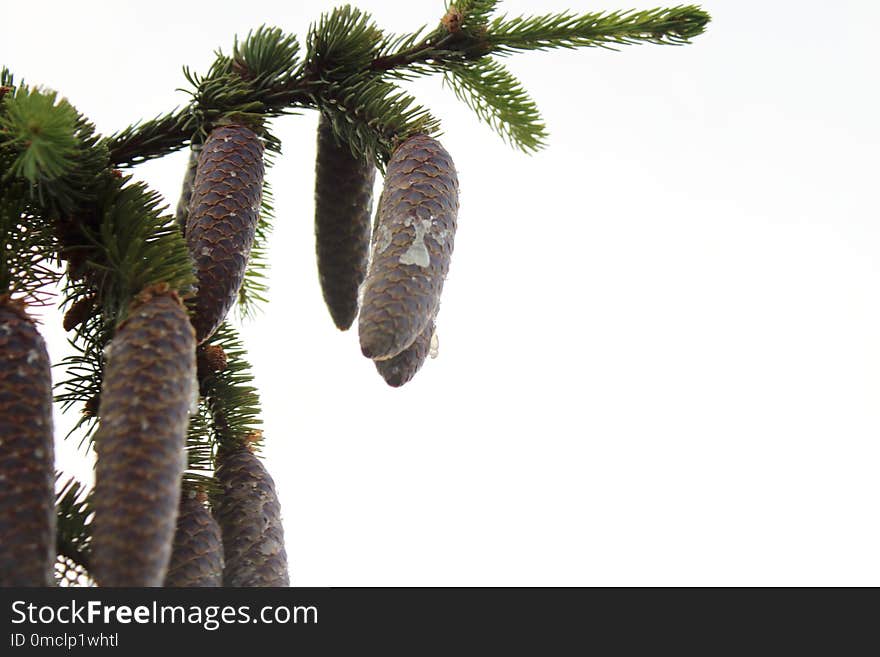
[443,57,547,153]
[237,157,275,318]
[200,323,264,452]
[306,5,384,79]
[233,25,301,84]
[318,74,441,166]
[93,176,196,321]
[55,474,94,572]
[455,0,500,28]
[0,180,60,303]
[184,406,220,490]
[0,86,79,183]
[486,5,711,54]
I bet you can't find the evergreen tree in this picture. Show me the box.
[0,2,710,586]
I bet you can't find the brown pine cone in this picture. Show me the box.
[314,114,376,330]
[0,299,55,586]
[62,294,95,332]
[91,286,196,587]
[374,319,435,387]
[165,490,224,587]
[358,134,458,360]
[215,445,289,587]
[186,124,263,343]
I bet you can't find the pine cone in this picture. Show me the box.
[197,344,228,378]
[186,124,263,343]
[358,134,458,360]
[91,286,196,587]
[374,319,435,387]
[62,294,95,332]
[215,445,289,587]
[0,300,55,586]
[165,490,224,587]
[314,114,376,330]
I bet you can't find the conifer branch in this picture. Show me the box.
[105,108,193,167]
[443,57,547,152]
[55,475,93,573]
[1,92,107,219]
[183,407,219,491]
[316,74,441,167]
[237,174,274,317]
[199,323,264,453]
[485,5,711,54]
[0,183,59,306]
[104,4,709,165]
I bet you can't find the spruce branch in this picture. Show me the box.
[54,307,108,444]
[306,5,384,80]
[105,4,709,167]
[0,86,107,214]
[485,5,711,54]
[317,74,441,166]
[55,474,93,573]
[105,107,193,167]
[443,56,547,152]
[183,406,219,491]
[91,175,196,322]
[456,0,500,29]
[237,156,275,318]
[199,323,264,453]
[0,180,60,305]
[237,184,273,317]
[233,25,301,84]
[0,87,79,182]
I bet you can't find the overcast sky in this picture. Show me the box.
[4,0,880,585]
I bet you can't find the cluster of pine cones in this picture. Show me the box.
[0,116,459,586]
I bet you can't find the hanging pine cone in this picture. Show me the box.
[358,134,458,361]
[314,113,376,330]
[374,319,435,387]
[0,298,55,586]
[186,124,263,343]
[215,443,289,587]
[91,285,196,587]
[165,489,224,587]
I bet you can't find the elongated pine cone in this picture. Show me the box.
[215,446,289,587]
[374,319,435,387]
[186,124,263,343]
[315,114,376,330]
[0,300,55,586]
[358,134,458,360]
[91,287,196,587]
[165,490,224,587]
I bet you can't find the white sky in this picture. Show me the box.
[3,0,880,585]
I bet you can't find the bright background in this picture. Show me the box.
[3,0,879,586]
